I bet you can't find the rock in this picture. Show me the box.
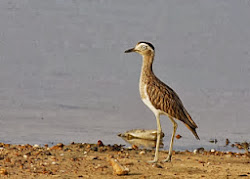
[139,151,146,155]
[4,144,10,148]
[91,146,98,151]
[0,168,8,175]
[44,151,52,156]
[235,143,243,149]
[109,159,129,176]
[51,161,58,165]
[97,140,104,147]
[238,174,248,177]
[193,147,205,154]
[33,144,40,148]
[56,143,64,148]
[241,142,249,151]
[209,139,217,144]
[176,134,182,139]
[225,139,230,146]
[132,145,138,150]
[210,149,216,153]
[50,145,63,150]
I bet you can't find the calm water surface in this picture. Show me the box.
[0,0,249,152]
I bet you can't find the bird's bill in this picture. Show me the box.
[124,48,135,53]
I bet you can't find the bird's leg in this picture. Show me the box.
[162,116,177,163]
[148,113,161,163]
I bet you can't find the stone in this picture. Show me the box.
[109,159,129,176]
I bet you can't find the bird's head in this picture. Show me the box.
[124,41,155,56]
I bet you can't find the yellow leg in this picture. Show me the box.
[162,116,177,162]
[148,113,161,163]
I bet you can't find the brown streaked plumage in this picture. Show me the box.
[125,41,199,163]
[146,75,199,139]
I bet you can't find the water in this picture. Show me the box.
[0,0,249,152]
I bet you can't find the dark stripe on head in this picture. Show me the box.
[138,41,155,50]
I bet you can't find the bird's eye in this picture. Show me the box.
[141,45,147,50]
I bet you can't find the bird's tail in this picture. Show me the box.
[183,109,200,140]
[185,124,200,140]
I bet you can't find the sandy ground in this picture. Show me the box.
[0,142,249,179]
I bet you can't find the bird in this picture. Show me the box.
[124,41,200,163]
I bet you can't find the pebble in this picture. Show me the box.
[193,147,205,154]
[210,149,216,153]
[97,140,104,147]
[176,134,182,139]
[33,144,40,148]
[193,149,198,154]
[57,143,64,148]
[110,159,130,176]
[23,154,28,159]
[4,144,10,148]
[209,139,217,144]
[51,161,58,165]
[91,146,98,151]
[139,151,146,155]
[132,145,138,150]
[44,151,52,156]
[0,168,8,175]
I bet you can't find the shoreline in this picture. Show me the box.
[0,142,249,178]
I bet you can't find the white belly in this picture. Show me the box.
[141,85,161,116]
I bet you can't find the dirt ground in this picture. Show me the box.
[0,142,249,178]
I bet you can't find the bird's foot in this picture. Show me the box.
[161,156,172,163]
[147,158,158,164]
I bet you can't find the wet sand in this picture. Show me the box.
[0,142,249,178]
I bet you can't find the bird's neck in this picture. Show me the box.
[140,54,155,83]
